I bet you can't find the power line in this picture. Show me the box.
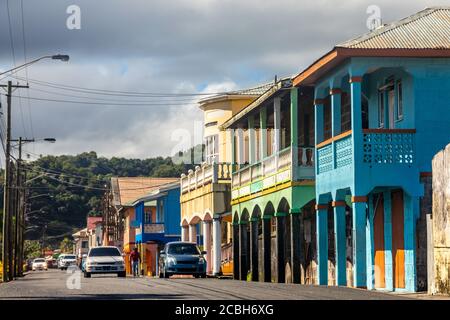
[7,95,199,107]
[6,0,28,138]
[20,0,35,141]
[27,87,200,104]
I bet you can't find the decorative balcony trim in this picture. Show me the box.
[351,196,368,203]
[316,130,352,149]
[331,201,347,207]
[362,129,416,134]
[315,204,328,210]
[420,172,432,178]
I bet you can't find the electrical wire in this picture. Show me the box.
[6,94,199,107]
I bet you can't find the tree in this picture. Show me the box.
[59,237,73,253]
[24,240,42,259]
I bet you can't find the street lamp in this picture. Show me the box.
[0,54,70,76]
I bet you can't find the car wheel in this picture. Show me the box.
[84,272,91,278]
[118,271,126,278]
[201,273,207,278]
[194,274,200,278]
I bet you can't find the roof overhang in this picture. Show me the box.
[220,78,293,130]
[293,47,450,87]
[198,94,259,110]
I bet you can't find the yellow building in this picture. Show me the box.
[180,84,272,276]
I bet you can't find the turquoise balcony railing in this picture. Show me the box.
[362,129,415,165]
[316,129,416,175]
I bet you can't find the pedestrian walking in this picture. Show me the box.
[130,247,140,277]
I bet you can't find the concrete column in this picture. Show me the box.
[230,129,236,165]
[404,193,417,292]
[290,210,302,284]
[260,107,267,159]
[383,190,393,291]
[316,204,328,285]
[314,97,324,145]
[330,88,342,137]
[239,221,249,280]
[274,97,281,153]
[333,201,347,286]
[290,88,299,179]
[189,224,197,243]
[275,213,286,283]
[248,117,256,165]
[350,76,363,174]
[262,216,271,282]
[250,218,259,281]
[181,226,189,242]
[314,98,324,177]
[203,220,212,274]
[232,222,240,280]
[212,217,221,276]
[237,128,244,165]
[352,198,367,288]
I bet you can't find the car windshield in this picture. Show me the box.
[89,247,121,257]
[34,259,45,263]
[167,243,200,255]
[64,255,76,259]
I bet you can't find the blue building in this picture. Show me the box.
[292,7,450,292]
[132,181,181,275]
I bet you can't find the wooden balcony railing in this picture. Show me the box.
[180,162,232,194]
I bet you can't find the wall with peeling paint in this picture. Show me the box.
[431,143,450,295]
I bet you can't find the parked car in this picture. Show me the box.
[159,242,207,279]
[84,246,125,278]
[57,254,77,270]
[32,258,48,271]
[81,254,87,272]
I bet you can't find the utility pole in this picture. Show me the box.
[1,81,29,282]
[12,137,34,277]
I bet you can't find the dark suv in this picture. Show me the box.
[159,242,207,278]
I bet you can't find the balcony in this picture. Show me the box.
[143,222,165,234]
[181,162,232,194]
[316,129,417,194]
[231,146,315,200]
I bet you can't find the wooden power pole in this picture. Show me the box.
[1,81,29,282]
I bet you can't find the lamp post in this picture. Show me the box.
[0,54,70,77]
[1,54,68,282]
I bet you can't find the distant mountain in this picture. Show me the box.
[0,149,200,248]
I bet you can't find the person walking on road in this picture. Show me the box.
[130,247,141,277]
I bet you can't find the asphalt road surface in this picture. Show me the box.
[0,268,414,300]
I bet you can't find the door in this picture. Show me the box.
[391,190,405,289]
[373,193,385,288]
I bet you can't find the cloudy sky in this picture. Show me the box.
[0,0,448,160]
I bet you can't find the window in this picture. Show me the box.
[378,91,385,128]
[396,80,403,120]
[144,211,152,223]
[204,134,219,164]
[81,241,88,249]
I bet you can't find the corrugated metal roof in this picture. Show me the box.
[337,7,450,49]
[110,177,179,207]
[220,77,292,129]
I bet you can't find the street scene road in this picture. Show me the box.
[0,269,413,300]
